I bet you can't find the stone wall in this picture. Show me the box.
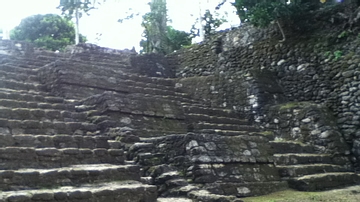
[131,53,175,78]
[0,40,35,57]
[82,92,188,137]
[170,17,360,164]
[167,24,277,78]
[175,69,286,122]
[128,132,288,197]
[265,102,350,155]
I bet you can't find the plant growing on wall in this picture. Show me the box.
[217,0,324,41]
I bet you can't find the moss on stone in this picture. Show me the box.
[258,131,275,139]
[343,51,355,61]
[278,102,312,111]
[243,186,360,202]
[151,118,187,133]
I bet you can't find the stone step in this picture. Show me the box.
[0,106,88,122]
[46,58,175,87]
[270,141,320,154]
[274,153,350,165]
[0,118,98,135]
[189,189,244,202]
[108,140,122,149]
[187,114,249,125]
[0,70,38,84]
[157,197,193,202]
[67,52,131,64]
[0,147,124,169]
[54,73,177,96]
[0,90,70,104]
[277,164,351,178]
[0,63,40,74]
[0,79,45,91]
[68,67,176,91]
[145,94,200,105]
[0,98,75,111]
[0,134,111,149]
[133,129,187,138]
[0,55,53,68]
[0,164,140,191]
[65,56,130,68]
[194,122,258,132]
[0,181,157,202]
[199,181,288,198]
[287,172,360,191]
[51,83,185,100]
[181,104,242,119]
[196,129,261,136]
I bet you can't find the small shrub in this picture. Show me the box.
[333,50,343,61]
[337,31,348,39]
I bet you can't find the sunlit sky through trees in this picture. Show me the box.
[0,0,239,52]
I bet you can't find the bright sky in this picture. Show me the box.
[0,0,238,52]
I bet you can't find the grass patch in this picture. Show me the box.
[243,186,360,202]
[278,102,313,110]
[258,131,274,136]
[279,102,301,110]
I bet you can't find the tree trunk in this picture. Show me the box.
[276,20,286,42]
[75,7,80,44]
[198,0,205,41]
[150,0,167,53]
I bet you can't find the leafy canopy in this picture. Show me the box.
[58,0,99,19]
[140,0,194,54]
[202,9,227,38]
[10,14,86,51]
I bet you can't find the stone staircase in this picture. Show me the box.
[182,103,259,134]
[1,41,359,201]
[127,104,287,200]
[271,140,360,191]
[0,52,157,201]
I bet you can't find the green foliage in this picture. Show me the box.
[333,50,343,61]
[323,50,343,61]
[337,31,348,39]
[231,0,257,22]
[140,25,193,54]
[140,0,168,54]
[247,2,276,28]
[58,0,99,19]
[229,0,319,37]
[58,0,102,44]
[324,51,331,58]
[248,2,311,28]
[166,26,192,51]
[140,0,194,54]
[202,10,227,37]
[10,14,86,51]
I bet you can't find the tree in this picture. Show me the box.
[149,0,168,53]
[214,0,324,42]
[139,0,195,54]
[10,14,86,51]
[57,0,102,44]
[140,0,168,54]
[140,25,193,54]
[202,9,227,38]
[166,26,193,51]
